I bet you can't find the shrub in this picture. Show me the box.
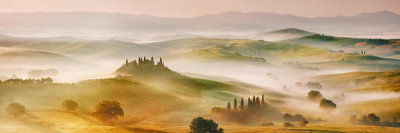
[94,100,124,121]
[62,100,78,111]
[190,117,224,133]
[6,102,26,117]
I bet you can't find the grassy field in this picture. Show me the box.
[2,110,399,133]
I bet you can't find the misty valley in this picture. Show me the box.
[0,10,400,133]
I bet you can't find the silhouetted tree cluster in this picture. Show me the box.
[320,98,336,111]
[190,117,224,133]
[307,90,322,101]
[211,95,280,123]
[6,102,26,117]
[0,77,53,84]
[283,113,309,127]
[94,100,124,123]
[349,113,400,127]
[116,57,173,76]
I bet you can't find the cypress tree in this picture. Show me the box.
[159,58,164,67]
[227,102,231,110]
[262,94,265,105]
[256,97,260,106]
[139,57,143,65]
[240,97,244,111]
[125,59,129,72]
[248,97,252,108]
[252,96,256,105]
[234,98,237,110]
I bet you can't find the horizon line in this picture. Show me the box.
[0,10,397,19]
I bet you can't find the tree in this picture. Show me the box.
[233,98,237,110]
[6,102,25,117]
[240,98,244,111]
[94,100,124,121]
[308,90,322,101]
[227,102,231,110]
[62,100,78,111]
[248,97,252,108]
[261,95,265,105]
[255,97,260,106]
[190,117,224,133]
[320,98,337,110]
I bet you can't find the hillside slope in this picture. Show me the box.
[249,28,315,41]
[0,36,167,61]
[284,34,400,59]
[162,38,400,70]
[0,48,88,67]
[313,71,400,92]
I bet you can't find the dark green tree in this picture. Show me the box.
[233,98,237,110]
[94,100,124,121]
[190,117,224,133]
[261,95,265,105]
[320,98,337,110]
[240,97,244,111]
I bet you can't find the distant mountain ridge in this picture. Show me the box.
[0,11,399,39]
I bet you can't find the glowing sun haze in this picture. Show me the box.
[0,0,399,18]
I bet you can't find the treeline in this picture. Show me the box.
[211,95,280,123]
[218,95,267,112]
[349,113,400,127]
[0,77,53,84]
[116,57,174,76]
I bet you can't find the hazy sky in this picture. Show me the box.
[0,0,399,18]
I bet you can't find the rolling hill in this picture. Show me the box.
[0,57,287,126]
[284,34,400,59]
[145,38,237,53]
[249,28,315,41]
[162,38,400,71]
[0,48,88,67]
[313,71,400,92]
[0,35,167,61]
